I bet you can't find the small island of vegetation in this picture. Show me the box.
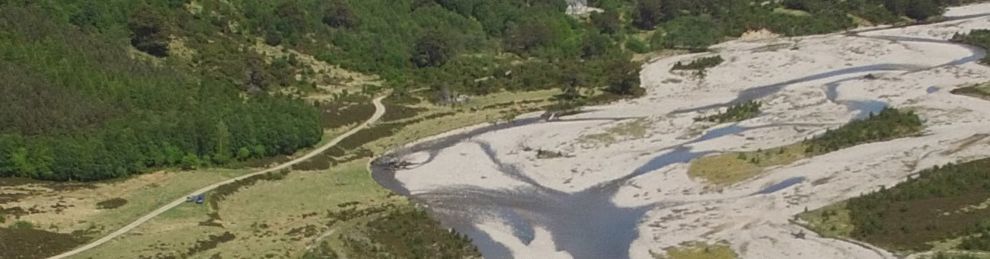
[672,55,726,71]
[689,107,923,186]
[695,101,762,124]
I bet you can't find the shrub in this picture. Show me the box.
[127,5,170,57]
[633,0,664,29]
[322,0,359,28]
[656,16,723,51]
[672,55,724,71]
[11,220,34,230]
[804,107,922,154]
[695,100,761,123]
[625,37,650,54]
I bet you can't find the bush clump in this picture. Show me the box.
[672,55,725,71]
[804,107,922,154]
[695,100,761,123]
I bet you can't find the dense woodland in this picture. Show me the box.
[0,0,965,181]
[0,5,320,181]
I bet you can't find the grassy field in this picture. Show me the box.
[0,169,250,235]
[656,242,738,259]
[0,168,251,258]
[75,160,480,258]
[688,143,808,186]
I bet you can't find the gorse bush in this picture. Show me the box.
[672,55,725,71]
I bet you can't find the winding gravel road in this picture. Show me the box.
[49,96,387,259]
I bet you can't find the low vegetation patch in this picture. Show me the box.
[338,207,480,259]
[186,232,236,257]
[656,241,737,259]
[672,55,725,71]
[579,118,651,146]
[952,83,990,100]
[688,107,921,186]
[801,158,990,252]
[797,202,855,238]
[535,149,567,159]
[96,198,128,210]
[319,101,376,129]
[0,226,85,259]
[689,143,807,186]
[208,170,289,210]
[10,220,34,230]
[695,101,761,124]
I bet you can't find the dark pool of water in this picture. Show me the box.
[756,177,807,195]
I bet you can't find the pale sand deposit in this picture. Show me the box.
[374,4,990,258]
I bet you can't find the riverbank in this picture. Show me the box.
[373,3,990,258]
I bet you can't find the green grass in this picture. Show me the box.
[1,168,249,238]
[84,170,249,233]
[579,118,651,146]
[688,143,808,186]
[77,160,391,258]
[797,202,855,238]
[657,242,737,259]
[79,159,477,258]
